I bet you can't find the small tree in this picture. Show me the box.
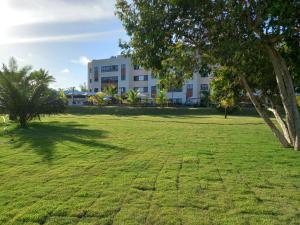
[156,89,168,107]
[210,67,243,119]
[127,89,139,105]
[104,85,117,99]
[115,94,123,105]
[58,90,68,105]
[143,96,149,106]
[0,58,65,128]
[220,97,235,119]
[90,92,106,107]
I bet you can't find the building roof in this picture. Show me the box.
[64,90,94,96]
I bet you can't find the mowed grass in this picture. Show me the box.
[0,106,300,225]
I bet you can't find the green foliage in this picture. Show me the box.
[104,85,118,104]
[0,107,300,224]
[127,89,139,105]
[0,58,65,127]
[89,92,106,107]
[104,85,117,98]
[143,96,149,105]
[115,94,124,105]
[210,67,243,104]
[116,0,300,135]
[58,90,68,105]
[210,67,244,118]
[200,91,210,107]
[156,89,168,107]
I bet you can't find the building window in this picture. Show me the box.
[101,76,118,91]
[120,87,126,94]
[133,65,140,70]
[94,66,99,82]
[134,75,148,81]
[186,84,193,98]
[169,87,182,92]
[89,68,92,73]
[89,79,92,83]
[121,64,126,80]
[151,86,157,98]
[101,65,118,72]
[134,87,148,93]
[200,84,209,91]
[94,88,99,93]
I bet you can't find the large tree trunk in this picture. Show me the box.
[267,106,292,145]
[266,45,300,150]
[241,76,290,148]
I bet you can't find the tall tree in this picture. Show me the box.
[0,58,65,127]
[116,0,300,150]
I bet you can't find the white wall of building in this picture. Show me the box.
[88,55,212,104]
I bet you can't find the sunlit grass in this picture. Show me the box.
[0,107,299,225]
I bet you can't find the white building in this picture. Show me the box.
[88,55,212,104]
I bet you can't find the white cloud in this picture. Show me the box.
[0,29,123,45]
[61,68,70,73]
[0,0,117,44]
[71,56,91,66]
[1,0,115,27]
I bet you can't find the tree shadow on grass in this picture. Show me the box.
[66,106,260,118]
[101,118,265,126]
[11,121,127,163]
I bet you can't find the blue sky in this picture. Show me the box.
[0,0,128,89]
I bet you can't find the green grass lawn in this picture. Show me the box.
[0,106,299,225]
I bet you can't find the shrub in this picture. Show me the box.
[156,89,168,106]
[127,89,139,105]
[89,92,106,107]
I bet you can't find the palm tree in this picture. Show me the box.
[156,89,168,107]
[0,58,65,127]
[89,92,106,107]
[104,85,118,104]
[127,89,139,105]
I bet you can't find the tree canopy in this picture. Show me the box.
[116,0,300,150]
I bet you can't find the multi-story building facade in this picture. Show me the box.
[88,55,212,104]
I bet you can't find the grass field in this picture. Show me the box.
[0,106,300,225]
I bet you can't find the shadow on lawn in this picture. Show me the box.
[103,118,265,126]
[66,106,260,118]
[12,121,127,162]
